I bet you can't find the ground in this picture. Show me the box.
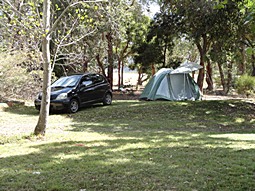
[0,91,254,137]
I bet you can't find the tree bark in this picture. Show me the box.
[206,60,213,91]
[218,62,227,94]
[120,41,130,87]
[195,34,212,92]
[238,44,246,75]
[151,64,156,76]
[121,60,124,86]
[226,61,233,94]
[163,44,167,67]
[83,57,89,73]
[117,57,121,89]
[106,32,113,88]
[34,0,51,136]
[137,66,143,86]
[96,54,107,77]
[251,54,255,76]
[196,46,205,91]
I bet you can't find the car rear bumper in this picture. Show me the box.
[34,99,70,111]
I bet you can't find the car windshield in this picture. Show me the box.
[51,75,81,88]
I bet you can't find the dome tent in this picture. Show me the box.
[139,67,202,101]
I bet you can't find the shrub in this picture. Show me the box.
[236,74,255,97]
[0,51,43,100]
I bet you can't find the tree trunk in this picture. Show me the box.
[217,62,227,94]
[117,57,121,89]
[251,54,255,76]
[163,44,167,67]
[106,32,113,89]
[83,57,89,73]
[137,67,143,86]
[206,60,213,91]
[196,35,210,91]
[197,61,205,91]
[151,64,156,76]
[238,44,246,75]
[121,60,124,86]
[119,41,129,88]
[34,0,51,136]
[96,54,107,77]
[226,61,233,94]
[136,66,149,89]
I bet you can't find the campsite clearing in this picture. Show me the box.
[0,99,255,191]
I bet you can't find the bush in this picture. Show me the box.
[0,51,43,100]
[236,74,255,97]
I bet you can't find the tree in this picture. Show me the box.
[157,0,244,91]
[34,0,51,135]
[34,0,109,136]
[240,0,255,76]
[114,4,148,89]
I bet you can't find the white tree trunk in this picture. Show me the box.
[34,0,51,136]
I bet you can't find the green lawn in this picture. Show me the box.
[0,100,255,191]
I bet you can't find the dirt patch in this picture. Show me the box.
[113,91,141,100]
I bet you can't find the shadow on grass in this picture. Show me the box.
[1,100,255,190]
[0,132,255,191]
[3,105,38,116]
[2,102,109,116]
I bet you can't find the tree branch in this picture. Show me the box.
[49,0,105,35]
[2,0,23,16]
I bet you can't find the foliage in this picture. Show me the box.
[0,0,42,52]
[0,100,255,190]
[152,0,248,90]
[236,74,255,97]
[0,52,43,100]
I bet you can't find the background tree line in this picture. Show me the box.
[1,0,255,98]
[134,0,255,95]
[0,0,149,94]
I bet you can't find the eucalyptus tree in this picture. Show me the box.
[157,0,244,91]
[146,16,175,68]
[34,0,110,136]
[239,0,255,76]
[74,0,149,89]
[49,0,105,76]
[131,15,158,84]
[0,0,42,57]
[1,0,104,136]
[0,0,44,100]
[114,2,149,88]
[35,0,149,136]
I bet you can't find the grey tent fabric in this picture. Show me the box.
[140,68,202,101]
[171,60,203,74]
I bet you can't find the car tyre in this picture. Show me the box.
[103,93,112,105]
[69,99,79,113]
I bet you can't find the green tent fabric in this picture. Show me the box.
[140,68,201,101]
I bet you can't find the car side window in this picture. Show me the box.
[81,76,93,87]
[91,74,104,84]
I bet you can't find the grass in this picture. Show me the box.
[0,100,255,191]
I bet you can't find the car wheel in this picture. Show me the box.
[69,99,79,113]
[103,93,112,105]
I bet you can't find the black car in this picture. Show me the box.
[34,73,112,113]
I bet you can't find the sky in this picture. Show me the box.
[145,2,160,17]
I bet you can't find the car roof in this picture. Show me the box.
[66,73,100,77]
